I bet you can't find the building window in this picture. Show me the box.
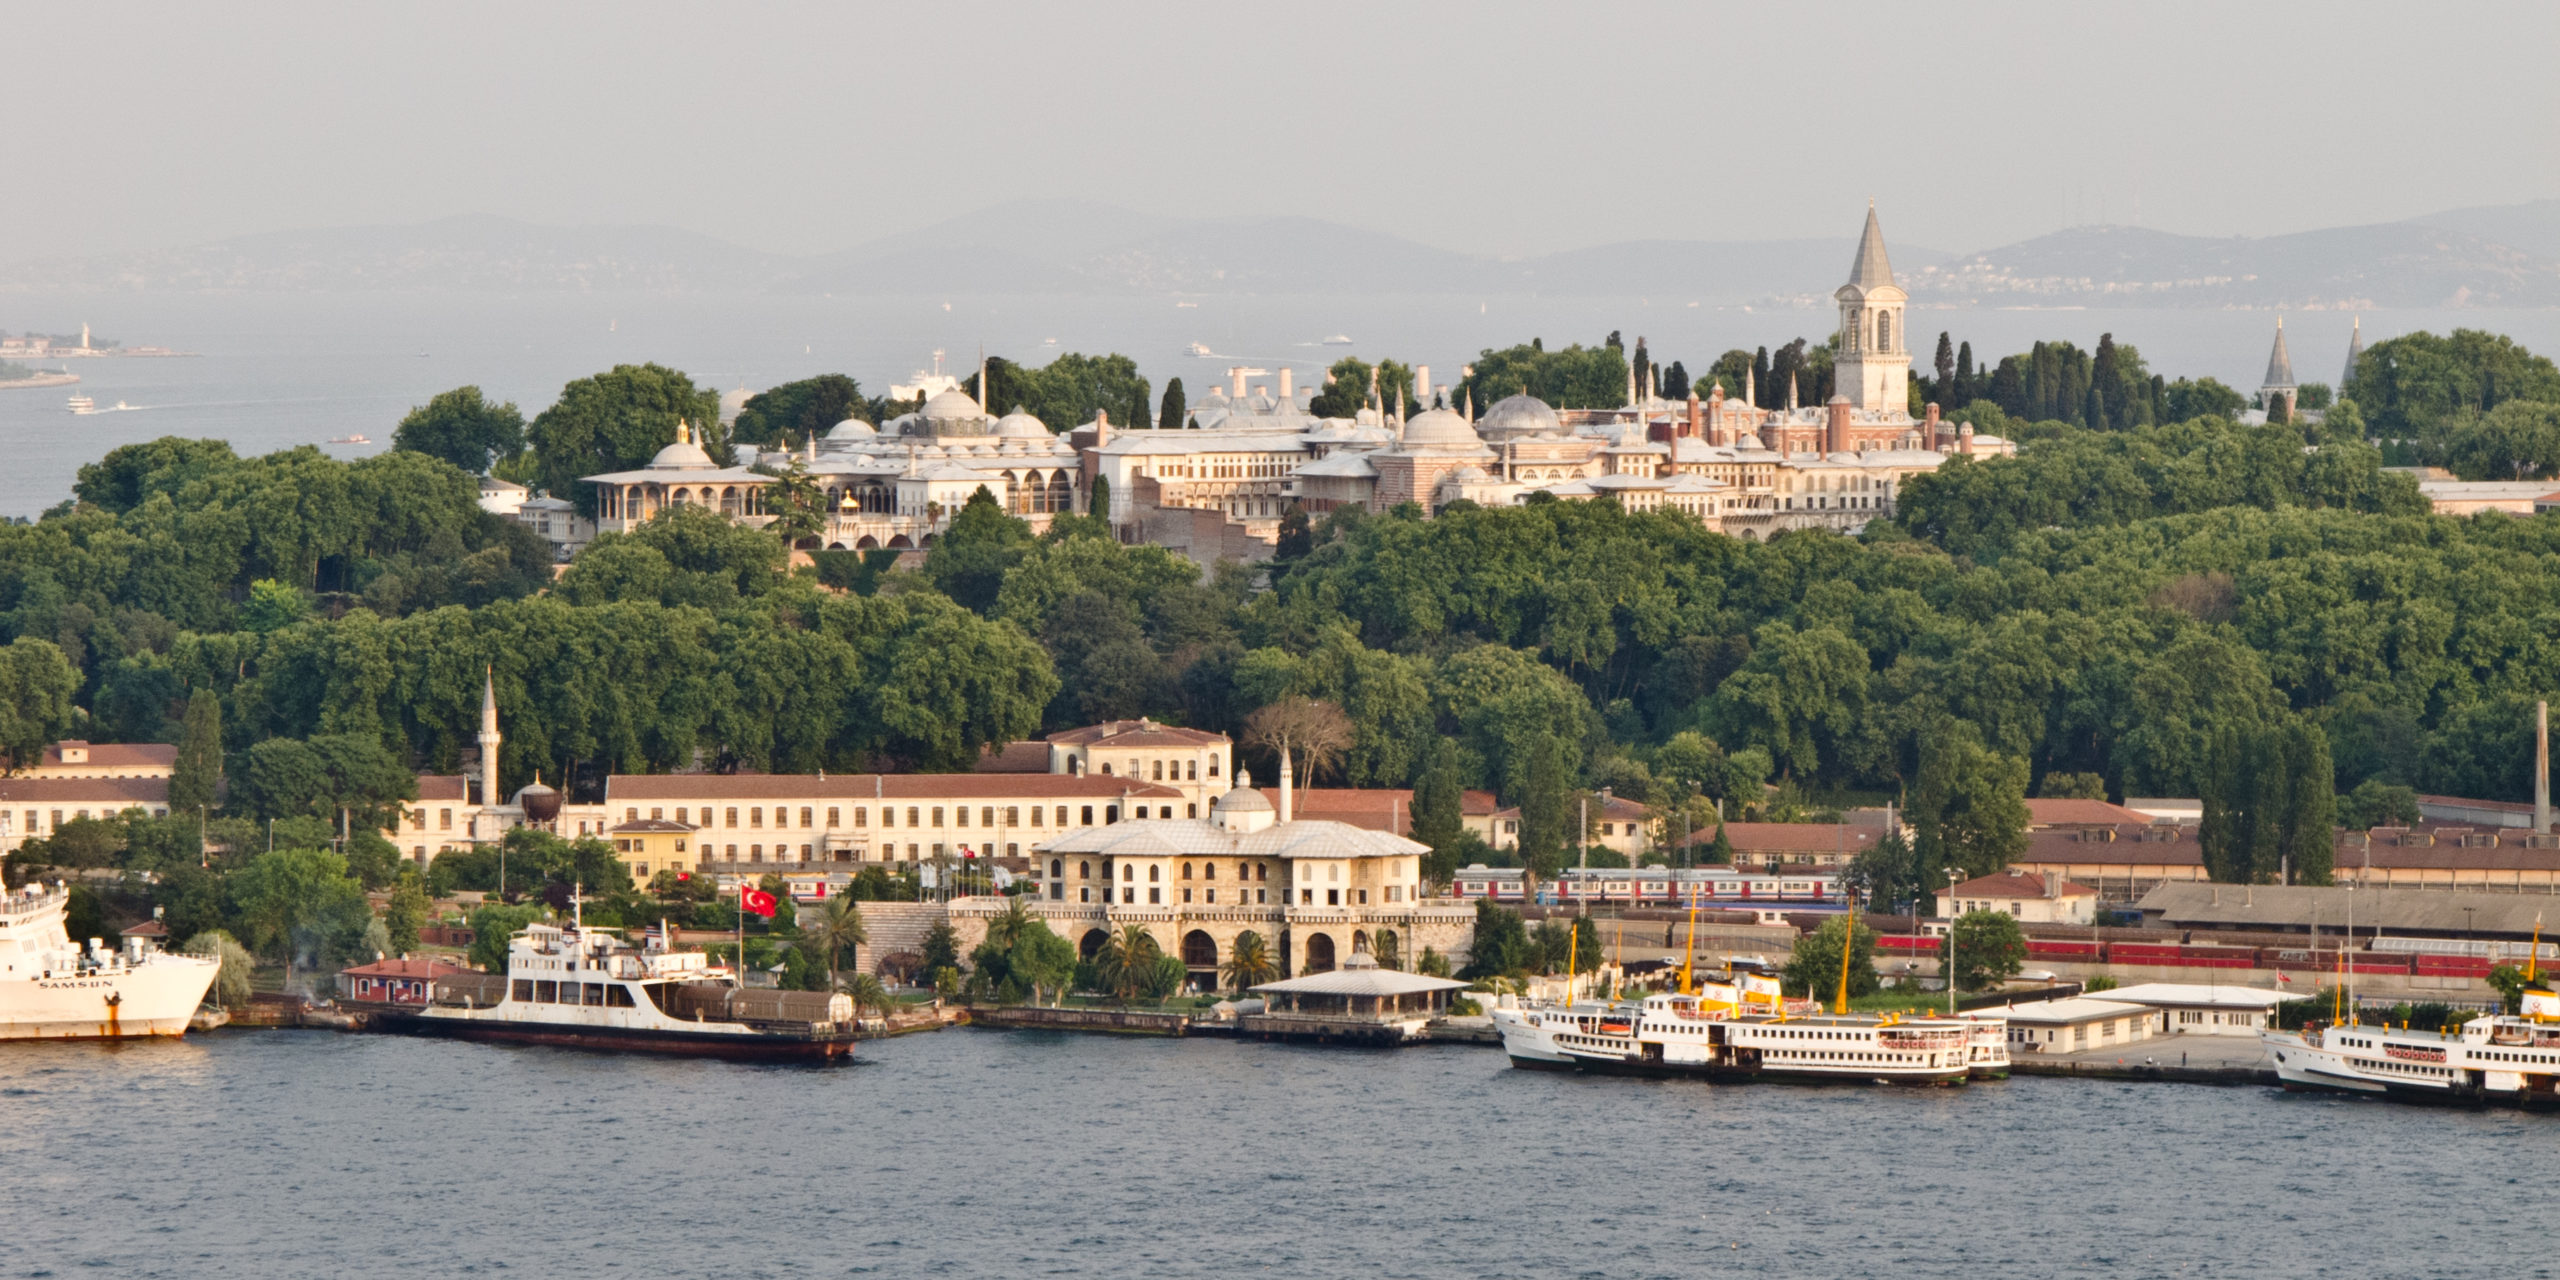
[1187,760,1198,781]
[955,806,968,828]
[1876,311,1892,351]
[1256,888,1266,904]
[1080,887,1091,903]
[651,807,664,821]
[726,807,739,828]
[801,807,814,829]
[1149,865,1161,882]
[1181,862,1193,880]
[907,807,920,827]
[1153,760,1164,781]
[750,807,763,829]
[854,807,868,827]
[1122,887,1134,904]
[1122,864,1134,883]
[1328,889,1340,906]
[1101,763,1113,776]
[932,806,945,827]
[1005,806,1019,828]
[1209,758,1220,778]
[1301,889,1314,905]
[981,806,995,827]
[1357,889,1368,904]
[1150,887,1162,904]
[827,807,840,828]
[1057,806,1070,827]
[440,809,453,830]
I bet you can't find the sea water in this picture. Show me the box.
[0,1029,2544,1279]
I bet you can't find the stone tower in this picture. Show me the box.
[478,667,502,808]
[1833,203,1908,413]
[2341,315,2364,391]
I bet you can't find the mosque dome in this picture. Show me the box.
[921,388,985,421]
[511,778,561,824]
[1446,464,1491,483]
[718,387,753,425]
[1479,393,1559,439]
[1211,777,1273,817]
[826,418,877,441]
[995,407,1049,438]
[1399,407,1486,452]
[647,433,715,470]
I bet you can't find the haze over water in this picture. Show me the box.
[6,291,2554,519]
[0,1030,2541,1280]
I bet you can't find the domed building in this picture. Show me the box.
[1370,407,1495,509]
[583,421,778,538]
[1478,392,1561,442]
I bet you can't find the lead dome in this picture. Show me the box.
[1398,406,1487,451]
[1479,393,1559,440]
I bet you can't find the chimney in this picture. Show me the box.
[1687,390,1703,439]
[1278,367,1293,399]
[1278,749,1294,824]
[1707,383,1727,445]
[1826,394,1851,454]
[1093,407,1110,449]
[1231,367,1248,398]
[1415,366,1431,407]
[1925,402,1942,447]
[2539,700,2551,833]
[1958,423,1976,456]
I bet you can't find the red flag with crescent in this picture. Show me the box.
[740,887,778,918]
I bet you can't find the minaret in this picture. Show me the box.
[1278,748,1294,824]
[478,667,502,809]
[2342,316,2365,390]
[976,348,988,412]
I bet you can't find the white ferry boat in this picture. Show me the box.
[0,882,219,1040]
[376,917,857,1061]
[1492,970,1990,1085]
[65,394,93,414]
[2262,989,2560,1108]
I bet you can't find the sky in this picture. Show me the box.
[7,0,2558,262]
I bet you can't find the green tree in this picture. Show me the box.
[1514,736,1574,877]
[924,488,1035,615]
[1782,915,1880,1001]
[393,386,527,474]
[2338,778,2420,830]
[1088,474,1111,520]
[383,872,431,955]
[466,902,545,972]
[226,846,374,971]
[0,637,77,771]
[2037,772,2107,801]
[919,920,962,976]
[2442,399,2560,480]
[168,689,223,820]
[1460,900,1531,978]
[760,458,827,548]
[1848,827,1926,915]
[1008,920,1077,1005]
[2346,329,2560,436]
[1222,930,1278,990]
[1949,909,2027,992]
[183,930,256,1008]
[804,893,869,980]
[1094,923,1164,1002]
[239,579,311,633]
[527,363,727,517]
[1273,503,1313,562]
[1910,720,2029,880]
[1158,376,1187,430]
[733,374,867,450]
[2200,719,2336,884]
[1410,738,1467,883]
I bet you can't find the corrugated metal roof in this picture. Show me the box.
[0,776,170,804]
[607,774,1183,802]
[1250,969,1469,997]
[1041,817,1426,860]
[2136,882,2560,938]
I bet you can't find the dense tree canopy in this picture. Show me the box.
[731,374,871,450]
[393,386,526,475]
[527,363,728,517]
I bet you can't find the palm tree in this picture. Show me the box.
[805,894,869,984]
[1221,929,1278,992]
[1095,924,1162,1002]
[841,972,893,1025]
[985,896,1033,952]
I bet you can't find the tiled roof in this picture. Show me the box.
[1945,871,2095,899]
[39,742,178,770]
[1265,788,1502,832]
[972,741,1052,773]
[1250,968,1468,997]
[607,774,1183,802]
[0,776,169,805]
[2023,797,2156,827]
[340,957,473,980]
[416,775,470,802]
[608,818,696,833]
[1045,719,1230,748]
[1041,817,1426,861]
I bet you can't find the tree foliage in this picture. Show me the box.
[394,386,526,475]
[527,364,728,517]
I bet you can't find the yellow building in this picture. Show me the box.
[607,818,697,889]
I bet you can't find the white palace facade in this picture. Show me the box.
[556,207,2007,562]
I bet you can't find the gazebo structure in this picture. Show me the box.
[1244,950,1469,1045]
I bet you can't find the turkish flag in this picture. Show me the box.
[740,887,778,918]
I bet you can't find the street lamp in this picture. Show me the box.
[1944,867,1963,1016]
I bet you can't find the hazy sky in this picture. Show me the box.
[9,1,2557,261]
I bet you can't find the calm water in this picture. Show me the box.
[0,1029,2546,1279]
[4,290,2558,517]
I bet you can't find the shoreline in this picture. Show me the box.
[0,372,80,390]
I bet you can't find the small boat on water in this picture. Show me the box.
[2263,988,2560,1108]
[1321,334,1354,345]
[374,916,857,1061]
[66,394,93,414]
[1185,342,1214,357]
[327,434,370,445]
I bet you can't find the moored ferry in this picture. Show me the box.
[0,882,219,1040]
[375,918,857,1061]
[2262,989,2560,1109]
[1492,969,1990,1085]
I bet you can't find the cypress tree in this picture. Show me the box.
[2093,333,2121,427]
[1517,739,1572,879]
[1410,739,1465,882]
[1933,331,1955,402]
[1158,377,1187,430]
[1751,347,1771,408]
[1088,474,1111,520]
[169,689,222,818]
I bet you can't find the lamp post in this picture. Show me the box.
[1945,868,1963,1016]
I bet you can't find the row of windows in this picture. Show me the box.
[7,806,171,834]
[1072,885,1272,905]
[616,802,1198,830]
[1059,859,1271,883]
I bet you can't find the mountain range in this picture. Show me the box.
[6,199,2558,307]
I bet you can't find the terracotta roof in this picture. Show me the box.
[1488,794,1649,823]
[0,776,169,805]
[416,775,469,802]
[1258,787,1502,834]
[1679,822,1877,854]
[2020,826,2202,866]
[1044,719,1229,748]
[972,741,1052,773]
[607,774,1184,802]
[339,957,473,979]
[39,742,178,770]
[2023,798,2156,827]
[1945,871,2095,899]
[119,919,169,937]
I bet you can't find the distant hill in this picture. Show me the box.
[1913,205,2560,309]
[8,199,2559,306]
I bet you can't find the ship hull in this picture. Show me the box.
[1505,1051,1967,1085]
[375,1010,856,1062]
[0,961,220,1041]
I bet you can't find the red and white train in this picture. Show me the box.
[1447,864,1846,907]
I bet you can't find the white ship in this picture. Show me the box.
[1492,967,1994,1084]
[0,882,220,1040]
[375,917,857,1060]
[2262,988,2560,1108]
[66,393,93,414]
